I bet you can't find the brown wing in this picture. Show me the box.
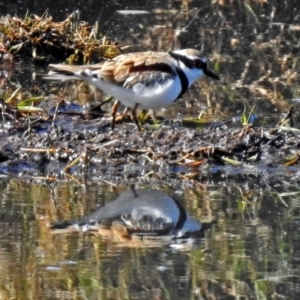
[97,51,176,85]
[49,51,176,88]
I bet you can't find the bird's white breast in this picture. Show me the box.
[90,74,182,109]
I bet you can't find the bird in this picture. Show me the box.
[50,188,208,241]
[46,49,220,130]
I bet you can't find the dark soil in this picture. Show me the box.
[0,100,299,186]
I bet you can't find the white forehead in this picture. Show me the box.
[172,49,206,62]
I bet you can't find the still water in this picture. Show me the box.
[1,0,300,299]
[0,179,299,299]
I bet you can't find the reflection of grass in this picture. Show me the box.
[0,1,300,299]
[0,180,298,299]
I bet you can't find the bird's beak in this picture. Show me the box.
[204,68,220,80]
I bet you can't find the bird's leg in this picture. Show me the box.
[111,100,120,130]
[132,103,143,131]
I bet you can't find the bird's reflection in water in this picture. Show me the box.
[50,188,214,248]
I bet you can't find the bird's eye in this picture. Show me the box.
[194,59,205,68]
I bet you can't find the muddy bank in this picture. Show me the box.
[0,101,299,186]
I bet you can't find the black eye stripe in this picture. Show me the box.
[193,59,206,69]
[169,51,194,68]
[169,51,207,69]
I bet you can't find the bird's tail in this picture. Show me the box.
[43,72,79,81]
[43,63,103,81]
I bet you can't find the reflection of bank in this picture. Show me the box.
[50,188,214,246]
